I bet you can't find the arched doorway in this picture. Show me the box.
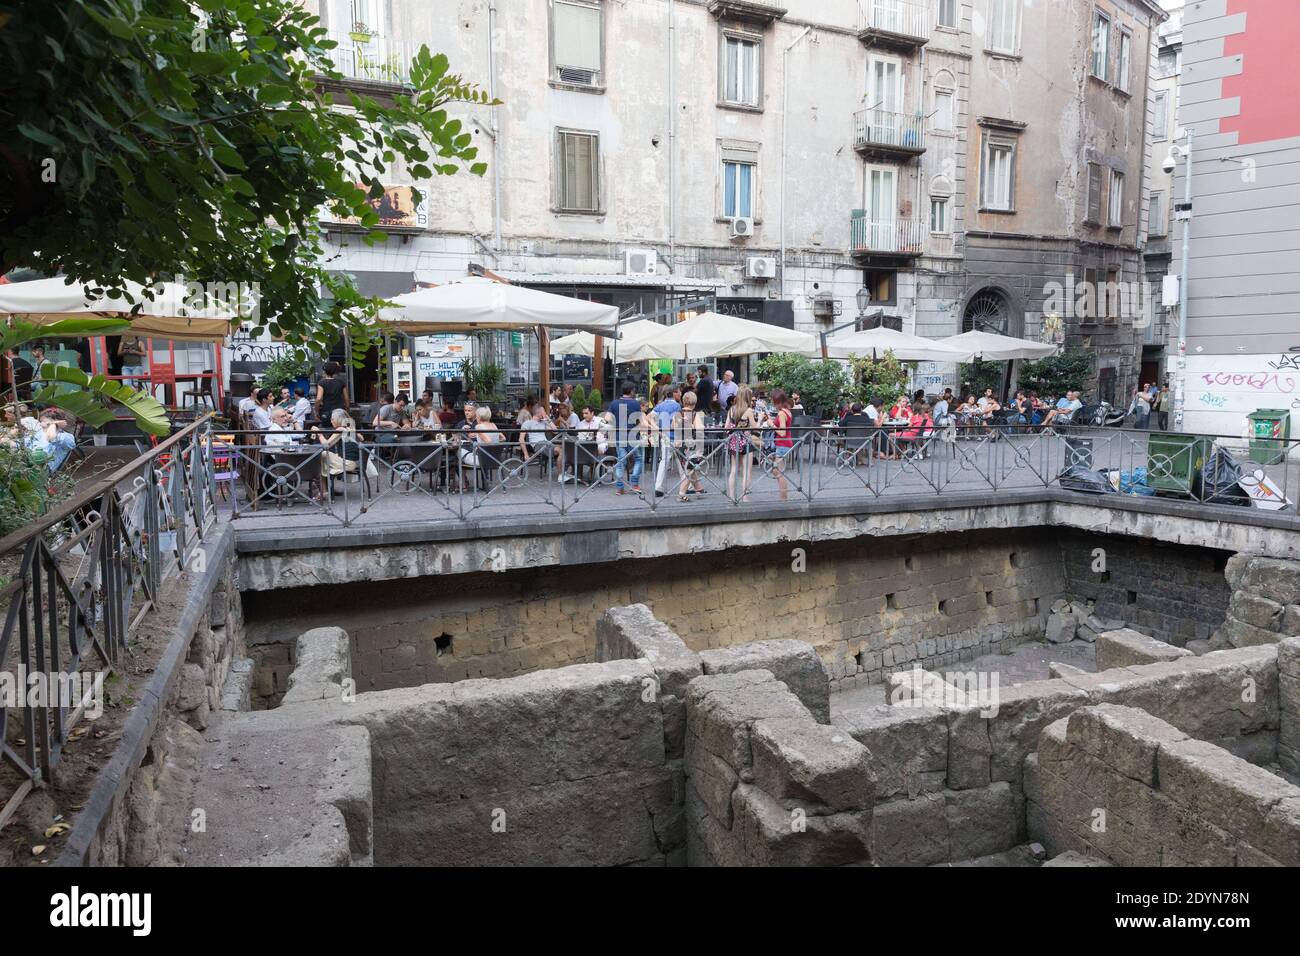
[962,287,1010,334]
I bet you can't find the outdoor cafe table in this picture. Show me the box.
[259,443,322,505]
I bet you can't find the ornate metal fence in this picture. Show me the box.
[0,416,218,819]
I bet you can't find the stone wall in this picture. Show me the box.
[1026,704,1300,866]
[1215,555,1300,650]
[684,670,874,866]
[243,528,1066,695]
[61,528,248,867]
[1280,638,1300,780]
[1059,531,1232,647]
[828,644,1281,866]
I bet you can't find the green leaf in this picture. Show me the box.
[37,366,171,437]
[17,123,60,148]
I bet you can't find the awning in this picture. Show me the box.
[629,311,819,360]
[550,320,664,359]
[935,330,1060,362]
[823,326,969,362]
[377,276,621,335]
[0,277,240,342]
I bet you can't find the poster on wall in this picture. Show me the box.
[1184,353,1300,436]
[325,184,429,229]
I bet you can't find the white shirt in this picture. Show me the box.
[863,405,879,422]
[292,397,311,424]
[264,423,297,446]
[238,396,258,415]
[250,405,273,430]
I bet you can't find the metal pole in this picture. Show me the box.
[1174,128,1194,431]
[779,26,813,299]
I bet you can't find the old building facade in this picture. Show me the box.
[1171,0,1300,436]
[305,0,1165,400]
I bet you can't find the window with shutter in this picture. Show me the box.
[553,1,603,87]
[1086,163,1103,224]
[555,129,600,213]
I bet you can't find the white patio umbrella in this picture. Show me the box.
[935,329,1059,362]
[823,326,969,362]
[630,311,818,360]
[0,276,240,342]
[376,276,621,334]
[550,319,661,360]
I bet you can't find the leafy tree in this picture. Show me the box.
[958,359,1003,399]
[847,350,911,406]
[1018,348,1095,399]
[0,0,497,359]
[754,353,847,419]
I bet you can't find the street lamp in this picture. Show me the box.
[856,286,871,327]
[1166,128,1194,431]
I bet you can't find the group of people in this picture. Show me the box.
[1134,381,1171,431]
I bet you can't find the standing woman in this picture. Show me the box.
[725,386,760,503]
[770,388,794,501]
[315,361,350,426]
[675,391,707,501]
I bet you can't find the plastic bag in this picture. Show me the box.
[1119,467,1156,496]
[1195,444,1251,506]
[1058,465,1117,494]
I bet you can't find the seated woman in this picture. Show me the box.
[887,395,911,421]
[896,402,935,457]
[311,409,362,499]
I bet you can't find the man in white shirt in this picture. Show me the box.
[291,388,312,426]
[716,370,738,410]
[263,408,300,446]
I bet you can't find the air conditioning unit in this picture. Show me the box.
[812,295,841,319]
[624,249,658,276]
[746,256,776,280]
[730,217,755,239]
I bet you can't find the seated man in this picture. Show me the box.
[519,403,557,467]
[23,410,77,472]
[290,387,312,426]
[837,403,876,463]
[263,408,301,446]
[1041,390,1082,429]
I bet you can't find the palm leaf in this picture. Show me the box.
[0,317,132,352]
[35,364,171,436]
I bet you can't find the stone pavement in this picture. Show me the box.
[830,639,1097,720]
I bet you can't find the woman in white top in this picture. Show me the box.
[725,387,760,502]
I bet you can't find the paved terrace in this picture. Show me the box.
[226,426,1300,542]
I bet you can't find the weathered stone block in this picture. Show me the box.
[836,705,948,801]
[751,717,874,813]
[1239,557,1300,607]
[685,670,810,771]
[283,626,352,706]
[689,748,739,828]
[731,783,873,866]
[699,639,830,723]
[870,793,949,866]
[946,706,991,790]
[988,679,1091,786]
[596,604,702,700]
[942,783,1018,859]
[1066,704,1188,786]
[1095,628,1194,671]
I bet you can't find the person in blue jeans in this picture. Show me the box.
[25,413,76,472]
[608,384,643,494]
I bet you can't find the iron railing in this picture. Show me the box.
[853,108,927,154]
[217,423,1300,528]
[851,213,925,255]
[0,416,218,815]
[858,0,932,44]
[320,31,420,86]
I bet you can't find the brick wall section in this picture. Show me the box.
[244,528,1066,695]
[1059,531,1232,646]
[1026,704,1300,866]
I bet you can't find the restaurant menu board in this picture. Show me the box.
[563,355,593,381]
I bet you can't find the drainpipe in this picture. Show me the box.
[668,0,676,271]
[779,25,814,300]
[487,0,502,254]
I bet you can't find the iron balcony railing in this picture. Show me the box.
[853,108,926,154]
[850,213,925,255]
[319,31,419,86]
[0,416,219,800]
[857,0,932,45]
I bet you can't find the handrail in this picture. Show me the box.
[0,413,215,556]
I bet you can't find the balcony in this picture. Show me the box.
[856,0,931,49]
[850,212,924,258]
[318,31,420,88]
[853,108,926,160]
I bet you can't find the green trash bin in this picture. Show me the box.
[1247,408,1290,465]
[1146,432,1209,496]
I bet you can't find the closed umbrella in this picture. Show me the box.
[823,326,968,362]
[631,311,818,360]
[376,276,621,334]
[935,330,1059,362]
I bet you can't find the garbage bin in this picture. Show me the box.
[1063,436,1093,469]
[1247,408,1291,465]
[1146,432,1209,496]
